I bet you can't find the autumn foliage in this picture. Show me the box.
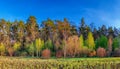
[97,47,106,57]
[0,16,120,58]
[66,35,79,57]
[8,48,14,57]
[89,50,96,57]
[42,49,51,59]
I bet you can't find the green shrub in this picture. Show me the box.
[43,39,53,51]
[112,37,120,51]
[20,51,28,56]
[28,42,35,57]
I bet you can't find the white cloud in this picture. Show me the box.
[83,6,120,28]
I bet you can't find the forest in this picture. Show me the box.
[0,16,120,58]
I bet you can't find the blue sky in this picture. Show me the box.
[0,0,120,28]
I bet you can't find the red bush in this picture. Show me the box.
[42,49,51,59]
[97,47,106,57]
[56,50,63,58]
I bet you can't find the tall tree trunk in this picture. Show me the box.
[63,32,67,58]
[37,51,38,57]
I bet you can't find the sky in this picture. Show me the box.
[0,0,120,28]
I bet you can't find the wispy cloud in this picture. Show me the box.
[83,3,120,28]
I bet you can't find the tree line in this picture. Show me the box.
[0,16,120,58]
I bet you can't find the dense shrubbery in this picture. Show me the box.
[80,46,90,57]
[42,49,51,59]
[89,50,96,57]
[97,47,106,57]
[112,48,120,57]
[0,16,120,58]
[112,36,120,51]
[56,50,63,58]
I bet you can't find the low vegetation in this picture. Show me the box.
[0,57,120,69]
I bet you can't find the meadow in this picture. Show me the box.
[0,57,120,69]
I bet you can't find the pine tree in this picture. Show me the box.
[95,35,108,49]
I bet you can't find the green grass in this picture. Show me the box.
[0,56,120,69]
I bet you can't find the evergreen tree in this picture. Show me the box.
[95,35,108,49]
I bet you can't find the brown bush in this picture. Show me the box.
[112,48,120,57]
[97,47,106,57]
[89,50,96,57]
[56,50,63,58]
[8,48,14,57]
[42,49,51,59]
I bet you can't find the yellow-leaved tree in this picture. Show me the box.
[13,42,21,56]
[35,38,44,57]
[79,34,90,57]
[79,34,84,47]
[13,42,21,52]
[87,32,95,50]
[0,43,5,56]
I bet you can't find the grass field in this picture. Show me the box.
[0,57,120,69]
